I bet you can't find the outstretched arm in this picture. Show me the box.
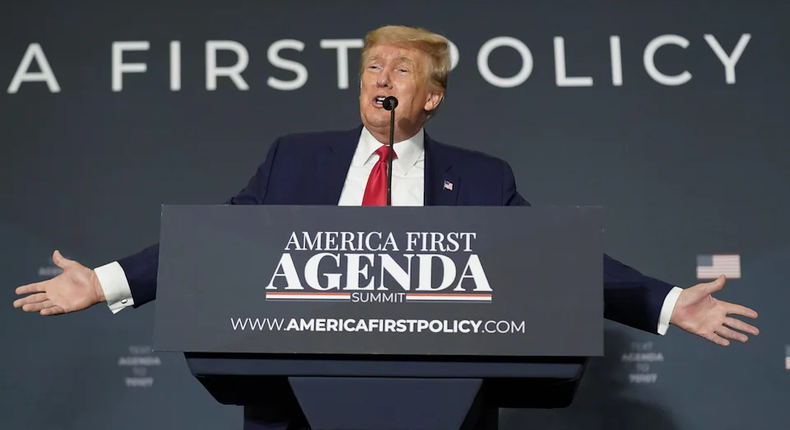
[13,138,283,315]
[499,159,758,344]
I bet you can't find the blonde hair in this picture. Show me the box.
[360,25,451,113]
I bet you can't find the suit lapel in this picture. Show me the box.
[313,126,361,205]
[424,132,459,206]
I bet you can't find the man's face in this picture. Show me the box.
[359,43,442,142]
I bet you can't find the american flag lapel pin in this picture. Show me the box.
[443,180,453,191]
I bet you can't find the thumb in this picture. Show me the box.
[52,250,74,269]
[704,274,726,294]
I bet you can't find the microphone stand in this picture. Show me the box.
[383,96,398,206]
[387,107,394,206]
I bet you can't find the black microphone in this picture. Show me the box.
[382,96,398,206]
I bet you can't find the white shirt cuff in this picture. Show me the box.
[94,261,134,314]
[657,286,683,335]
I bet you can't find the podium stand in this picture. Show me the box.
[153,205,604,430]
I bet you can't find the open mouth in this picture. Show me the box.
[372,95,388,107]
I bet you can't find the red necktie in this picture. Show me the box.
[362,145,397,206]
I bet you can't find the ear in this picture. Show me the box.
[424,91,444,113]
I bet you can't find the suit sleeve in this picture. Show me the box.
[116,138,282,308]
[501,159,531,206]
[500,159,675,334]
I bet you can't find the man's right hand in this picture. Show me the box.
[13,250,105,315]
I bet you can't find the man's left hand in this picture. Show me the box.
[670,275,759,346]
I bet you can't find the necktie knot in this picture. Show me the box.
[375,145,396,161]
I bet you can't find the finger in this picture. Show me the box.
[40,305,65,316]
[705,332,730,346]
[715,326,749,343]
[13,293,49,308]
[724,317,760,336]
[22,299,54,313]
[723,302,758,319]
[704,274,726,294]
[52,250,74,269]
[15,281,47,296]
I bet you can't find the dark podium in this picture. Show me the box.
[153,205,604,430]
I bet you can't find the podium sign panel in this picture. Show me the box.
[153,205,603,357]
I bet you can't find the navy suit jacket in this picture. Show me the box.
[118,125,674,334]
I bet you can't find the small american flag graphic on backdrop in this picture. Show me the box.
[696,254,741,279]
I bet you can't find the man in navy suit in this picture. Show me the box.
[14,24,758,429]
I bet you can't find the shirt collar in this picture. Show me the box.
[353,126,425,175]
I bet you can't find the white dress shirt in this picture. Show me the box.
[338,126,425,206]
[94,126,681,334]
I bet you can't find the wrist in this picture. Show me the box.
[668,290,686,327]
[91,270,107,303]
